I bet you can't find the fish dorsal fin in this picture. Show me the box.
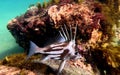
[70,25,72,41]
[64,24,70,41]
[59,24,77,42]
[73,24,77,41]
[61,26,68,41]
[59,25,71,41]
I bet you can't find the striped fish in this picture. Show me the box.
[27,25,82,75]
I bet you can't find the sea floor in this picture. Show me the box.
[0,53,95,75]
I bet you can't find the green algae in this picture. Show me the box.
[0,53,95,75]
[0,53,55,75]
[0,53,39,68]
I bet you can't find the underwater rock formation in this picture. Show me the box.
[7,0,105,51]
[0,53,95,75]
[0,65,36,75]
[7,0,120,75]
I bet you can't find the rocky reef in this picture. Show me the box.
[7,0,120,75]
[7,0,106,50]
[0,53,95,75]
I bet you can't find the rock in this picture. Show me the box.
[6,0,120,75]
[0,53,96,75]
[1,52,120,75]
[43,59,95,75]
[0,65,36,75]
[7,0,106,51]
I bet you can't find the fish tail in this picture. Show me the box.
[26,41,39,60]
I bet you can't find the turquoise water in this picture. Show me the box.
[0,0,48,59]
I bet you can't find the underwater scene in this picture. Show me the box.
[0,0,120,75]
[0,0,48,59]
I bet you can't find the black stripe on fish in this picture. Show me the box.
[26,24,83,75]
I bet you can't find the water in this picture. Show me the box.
[0,0,48,59]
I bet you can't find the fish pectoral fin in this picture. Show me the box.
[57,60,67,75]
[40,55,50,62]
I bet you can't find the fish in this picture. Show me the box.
[26,24,83,75]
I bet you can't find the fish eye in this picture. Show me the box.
[75,52,78,55]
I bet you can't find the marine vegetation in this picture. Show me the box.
[6,0,120,75]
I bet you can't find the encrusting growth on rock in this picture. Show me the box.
[7,0,120,75]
